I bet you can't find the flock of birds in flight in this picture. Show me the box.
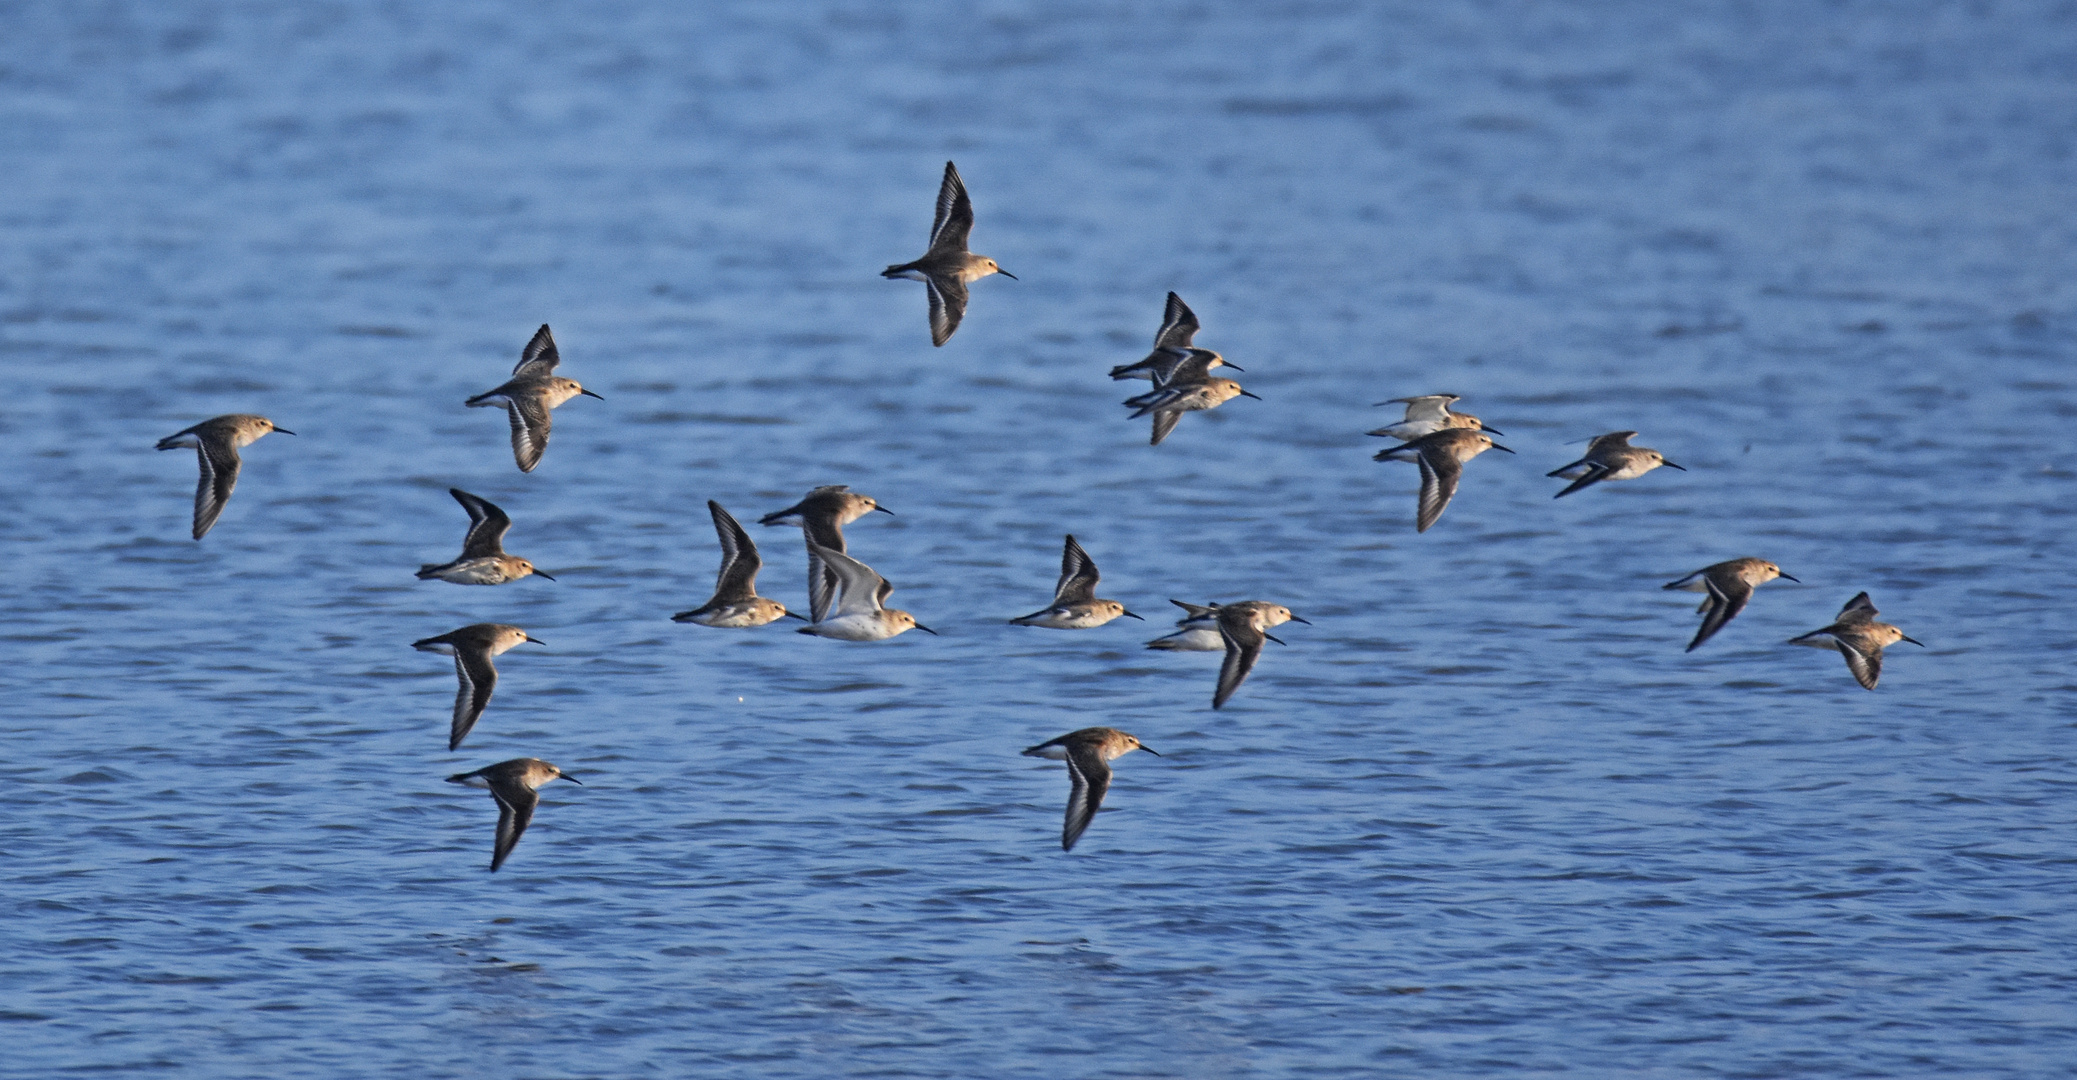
[151,161,1923,867]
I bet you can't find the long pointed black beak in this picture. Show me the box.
[580,389,605,400]
[1901,635,1926,647]
[782,610,810,621]
[874,505,895,515]
[1287,615,1312,625]
[1663,461,1687,471]
[1221,361,1245,372]
[1778,573,1800,583]
[1490,443,1516,453]
[913,623,939,635]
[1121,610,1145,621]
[560,774,583,785]
[1264,632,1287,646]
[1139,746,1161,756]
[1482,426,1505,436]
[525,636,546,645]
[533,570,557,581]
[1238,390,1263,400]
[274,428,297,436]
[997,269,1017,280]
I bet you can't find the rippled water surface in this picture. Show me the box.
[4,2,2076,1076]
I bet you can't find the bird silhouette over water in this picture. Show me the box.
[466,324,602,473]
[154,414,293,539]
[882,161,1014,346]
[1787,592,1923,690]
[673,501,800,627]
[417,489,553,585]
[1021,727,1158,851]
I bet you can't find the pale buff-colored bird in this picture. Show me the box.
[673,501,801,627]
[1548,431,1684,497]
[416,488,554,585]
[1367,394,1500,442]
[1372,428,1513,532]
[1010,535,1143,629]
[1663,558,1798,652]
[154,414,293,539]
[1130,375,1260,446]
[796,542,935,641]
[1214,601,1311,709]
[466,324,602,473]
[1787,592,1923,690]
[412,623,545,751]
[882,161,1015,346]
[1021,727,1159,851]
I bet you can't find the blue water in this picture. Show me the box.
[4,2,2075,1076]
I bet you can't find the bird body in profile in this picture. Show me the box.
[882,161,1014,346]
[796,542,935,641]
[1548,431,1684,497]
[1131,375,1259,445]
[674,501,798,627]
[417,488,553,585]
[1367,394,1498,442]
[759,485,892,622]
[465,324,602,473]
[1213,601,1310,709]
[412,623,544,750]
[1110,293,1241,383]
[1010,535,1142,628]
[1145,599,1225,651]
[1663,558,1797,652]
[446,757,581,872]
[1021,727,1158,851]
[154,414,293,539]
[1372,428,1513,532]
[1120,350,1239,409]
[1787,592,1923,690]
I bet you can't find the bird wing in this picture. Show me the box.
[1553,462,1612,498]
[450,647,499,751]
[1148,408,1184,446]
[1169,599,1219,621]
[190,438,244,540]
[708,501,762,602]
[1061,741,1114,851]
[807,542,888,617]
[1396,395,1455,422]
[1587,430,1638,452]
[1155,292,1200,350]
[487,779,540,871]
[513,324,561,377]
[451,489,513,558]
[928,161,974,254]
[505,395,553,473]
[1414,444,1464,532]
[1055,535,1100,604]
[1686,576,1752,652]
[1214,617,1266,708]
[1837,591,1879,623]
[1838,638,1882,690]
[926,275,968,347]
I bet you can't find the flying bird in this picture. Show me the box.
[1109,293,1239,383]
[1663,558,1797,651]
[759,485,892,622]
[882,161,1014,346]
[417,488,553,585]
[1367,394,1499,442]
[1372,428,1513,532]
[1145,599,1224,651]
[412,623,544,750]
[1021,727,1158,851]
[446,758,581,872]
[1213,601,1310,709]
[1548,431,1684,498]
[1010,535,1142,628]
[796,542,935,641]
[154,414,293,539]
[1787,592,1923,690]
[674,501,800,627]
[465,324,602,472]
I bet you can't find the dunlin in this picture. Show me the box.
[1120,350,1238,409]
[1010,535,1143,628]
[1548,431,1685,497]
[1214,601,1310,709]
[796,542,935,641]
[673,501,800,627]
[1109,293,1240,383]
[1145,599,1224,651]
[759,485,892,622]
[466,324,603,473]
[1130,375,1260,446]
[1787,592,1923,690]
[1021,727,1158,851]
[446,757,581,872]
[1367,394,1500,442]
[1663,558,1798,652]
[154,414,293,540]
[1372,428,1513,532]
[417,488,554,585]
[413,623,544,750]
[882,161,1014,346]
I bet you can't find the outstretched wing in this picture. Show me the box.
[1055,535,1100,604]
[449,648,499,751]
[808,542,889,618]
[451,489,514,558]
[190,439,244,540]
[709,501,762,602]
[1148,409,1184,446]
[1837,592,1879,623]
[487,781,539,871]
[1213,619,1265,709]
[1414,446,1464,532]
[513,324,560,377]
[1553,462,1612,498]
[1586,430,1638,452]
[1838,639,1882,690]
[1060,742,1114,851]
[928,161,975,254]
[506,396,553,473]
[1686,577,1753,652]
[926,275,968,347]
[1154,292,1200,350]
